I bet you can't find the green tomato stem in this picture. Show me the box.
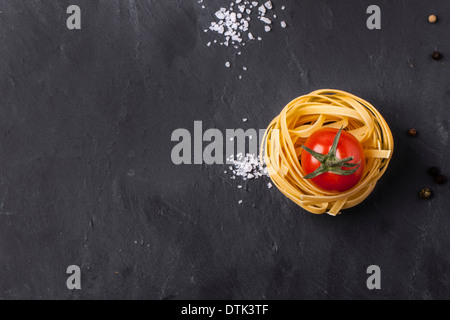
[301,127,361,180]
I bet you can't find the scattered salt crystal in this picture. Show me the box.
[243,118,248,122]
[238,200,243,204]
[265,26,271,32]
[267,182,273,189]
[281,21,287,28]
[264,1,273,10]
[215,10,225,20]
[225,61,231,68]
[260,16,272,24]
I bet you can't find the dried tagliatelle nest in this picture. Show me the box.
[261,89,394,216]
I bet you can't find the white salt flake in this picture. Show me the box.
[215,10,225,20]
[264,1,273,10]
[260,16,272,24]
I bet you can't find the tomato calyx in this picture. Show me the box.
[301,127,361,180]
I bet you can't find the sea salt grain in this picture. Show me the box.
[215,10,226,20]
[260,17,272,24]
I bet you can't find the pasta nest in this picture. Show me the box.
[261,89,394,216]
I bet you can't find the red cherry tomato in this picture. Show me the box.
[300,128,365,193]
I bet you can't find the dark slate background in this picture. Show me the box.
[0,0,449,300]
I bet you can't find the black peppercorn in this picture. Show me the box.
[432,51,442,60]
[419,188,432,200]
[435,175,448,184]
[408,129,418,137]
[428,167,440,177]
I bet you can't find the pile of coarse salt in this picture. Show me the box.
[225,153,273,204]
[227,153,268,180]
[199,0,287,49]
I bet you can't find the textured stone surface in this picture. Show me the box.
[0,0,450,299]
